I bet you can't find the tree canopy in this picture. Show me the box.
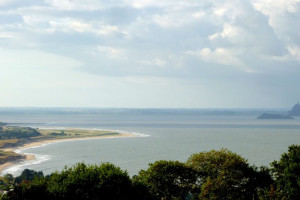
[4,163,133,200]
[133,160,200,200]
[0,127,41,140]
[271,144,300,200]
[187,149,272,200]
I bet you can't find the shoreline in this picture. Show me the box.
[0,130,136,175]
[0,154,36,175]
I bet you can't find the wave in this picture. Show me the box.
[1,153,51,176]
[95,128,151,137]
[14,142,54,153]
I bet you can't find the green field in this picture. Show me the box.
[37,128,120,139]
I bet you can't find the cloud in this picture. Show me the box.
[253,0,300,46]
[0,49,81,71]
[48,18,91,33]
[272,45,300,62]
[208,23,239,40]
[139,58,167,68]
[96,45,125,59]
[187,48,256,73]
[45,0,104,11]
[0,0,16,6]
[0,0,300,107]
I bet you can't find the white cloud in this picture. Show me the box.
[0,50,81,71]
[272,46,300,61]
[153,15,180,28]
[193,12,205,19]
[48,19,91,33]
[129,0,171,9]
[209,23,239,40]
[139,58,167,68]
[45,0,104,11]
[253,0,300,48]
[211,0,244,20]
[187,48,255,73]
[47,18,123,35]
[68,21,91,33]
[0,0,300,107]
[288,46,300,60]
[97,25,120,35]
[253,0,300,14]
[152,11,202,28]
[0,0,16,6]
[0,32,17,39]
[123,76,169,85]
[97,45,125,59]
[22,15,49,27]
[153,58,167,67]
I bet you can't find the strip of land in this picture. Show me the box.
[0,128,135,175]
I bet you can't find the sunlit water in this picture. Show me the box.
[0,109,299,176]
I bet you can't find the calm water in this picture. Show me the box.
[0,108,299,176]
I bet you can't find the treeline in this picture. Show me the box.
[0,123,7,127]
[1,145,299,200]
[0,126,41,140]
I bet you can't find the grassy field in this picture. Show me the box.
[0,150,23,165]
[0,139,19,148]
[37,128,120,139]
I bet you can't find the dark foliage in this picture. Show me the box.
[0,127,41,140]
[187,149,272,200]
[271,145,300,200]
[0,122,7,127]
[5,163,134,200]
[133,160,200,200]
[14,169,44,184]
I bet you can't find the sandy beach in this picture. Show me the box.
[0,131,135,175]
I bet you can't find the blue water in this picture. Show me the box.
[0,108,299,176]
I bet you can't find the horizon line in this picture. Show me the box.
[0,106,291,110]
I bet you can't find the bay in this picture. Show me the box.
[0,108,299,176]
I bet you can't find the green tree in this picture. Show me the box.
[3,174,14,183]
[14,169,44,184]
[6,178,49,200]
[271,145,300,200]
[133,160,200,200]
[5,162,134,200]
[187,149,272,200]
[48,162,133,200]
[0,174,14,191]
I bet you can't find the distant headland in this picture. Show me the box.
[257,113,293,119]
[288,101,300,116]
[257,102,300,119]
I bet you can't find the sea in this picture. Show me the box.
[0,108,299,176]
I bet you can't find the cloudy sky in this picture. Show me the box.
[0,0,299,108]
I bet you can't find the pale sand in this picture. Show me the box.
[0,132,135,175]
[0,154,36,174]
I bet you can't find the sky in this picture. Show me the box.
[0,0,300,108]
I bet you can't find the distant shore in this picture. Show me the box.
[0,129,136,175]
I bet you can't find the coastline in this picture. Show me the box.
[0,131,136,175]
[0,154,35,175]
